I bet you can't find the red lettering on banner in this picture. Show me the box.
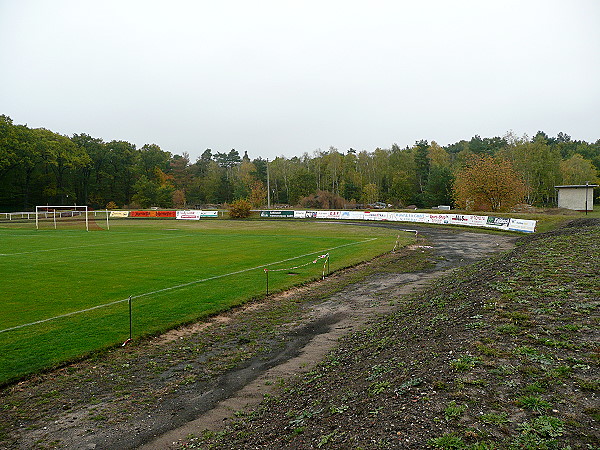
[156,211,176,217]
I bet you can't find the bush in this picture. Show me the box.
[228,199,252,218]
[299,190,346,209]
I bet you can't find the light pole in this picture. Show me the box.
[267,158,271,209]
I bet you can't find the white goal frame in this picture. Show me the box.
[35,205,89,231]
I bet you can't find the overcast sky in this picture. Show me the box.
[1,0,599,161]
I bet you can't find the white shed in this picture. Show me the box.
[555,184,598,211]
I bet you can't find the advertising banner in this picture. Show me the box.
[466,215,488,227]
[110,211,130,218]
[176,210,219,220]
[155,210,177,218]
[450,214,470,225]
[346,211,365,220]
[364,211,389,221]
[177,210,202,220]
[260,210,294,218]
[427,214,452,224]
[508,218,536,233]
[485,216,510,229]
[130,210,151,217]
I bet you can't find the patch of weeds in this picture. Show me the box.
[514,346,554,365]
[496,324,522,335]
[517,395,553,413]
[523,381,548,394]
[475,343,500,356]
[490,364,517,376]
[287,407,323,428]
[468,442,497,450]
[518,364,543,378]
[512,416,565,447]
[547,365,573,379]
[290,426,304,436]
[368,406,383,415]
[41,389,61,399]
[181,375,197,385]
[480,412,510,425]
[466,321,486,330]
[317,430,342,448]
[367,364,391,381]
[329,404,349,414]
[433,380,450,390]
[584,407,600,421]
[571,301,598,313]
[428,433,466,449]
[429,296,448,309]
[431,313,450,324]
[444,401,467,421]
[89,413,107,421]
[450,355,481,371]
[537,338,578,350]
[368,380,390,396]
[395,377,423,395]
[575,377,599,391]
[501,310,531,325]
[558,323,582,332]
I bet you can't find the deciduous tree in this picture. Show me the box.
[453,156,527,212]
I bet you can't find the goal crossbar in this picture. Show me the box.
[35,206,89,231]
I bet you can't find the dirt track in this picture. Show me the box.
[1,225,516,450]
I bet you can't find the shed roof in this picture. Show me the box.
[555,184,598,189]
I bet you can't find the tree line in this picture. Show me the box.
[1,114,598,212]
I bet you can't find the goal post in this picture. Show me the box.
[35,206,89,231]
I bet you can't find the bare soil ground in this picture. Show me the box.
[2,222,597,449]
[184,220,600,449]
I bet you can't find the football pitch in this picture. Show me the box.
[0,219,409,384]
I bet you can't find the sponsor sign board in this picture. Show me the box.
[176,210,218,220]
[467,215,488,227]
[293,210,307,218]
[130,210,151,217]
[486,216,510,229]
[260,210,294,218]
[428,214,452,224]
[110,211,130,218]
[507,218,536,233]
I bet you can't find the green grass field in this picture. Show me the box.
[0,219,409,385]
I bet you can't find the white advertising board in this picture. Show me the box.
[176,210,218,220]
[508,218,537,233]
[110,211,130,218]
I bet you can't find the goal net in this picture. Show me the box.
[34,206,108,231]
